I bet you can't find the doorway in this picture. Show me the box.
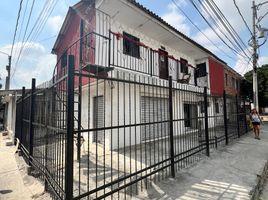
[158,49,169,80]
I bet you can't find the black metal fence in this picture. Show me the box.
[15,56,249,200]
[14,7,249,199]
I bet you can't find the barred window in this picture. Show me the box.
[196,63,207,77]
[123,32,140,58]
[180,58,188,74]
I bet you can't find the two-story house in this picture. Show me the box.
[52,0,238,149]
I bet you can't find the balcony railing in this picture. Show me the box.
[52,7,208,88]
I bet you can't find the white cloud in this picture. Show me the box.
[0,42,56,89]
[162,2,191,36]
[47,15,64,33]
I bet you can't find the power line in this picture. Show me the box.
[14,0,36,68]
[10,0,24,60]
[13,0,29,64]
[190,0,250,61]
[171,0,241,63]
[11,0,57,78]
[205,0,252,57]
[232,0,253,36]
[37,35,57,43]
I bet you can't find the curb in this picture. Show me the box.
[251,160,268,200]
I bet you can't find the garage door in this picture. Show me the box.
[140,96,169,141]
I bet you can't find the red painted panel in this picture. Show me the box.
[54,7,96,88]
[209,58,224,96]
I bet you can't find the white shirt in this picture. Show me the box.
[251,114,260,122]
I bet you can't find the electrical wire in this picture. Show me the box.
[206,0,252,57]
[190,0,250,61]
[10,0,24,62]
[232,0,253,36]
[13,0,29,64]
[11,0,57,78]
[171,0,242,63]
[14,0,36,68]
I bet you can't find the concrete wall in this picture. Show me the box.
[4,95,17,141]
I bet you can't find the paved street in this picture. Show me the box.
[138,123,268,199]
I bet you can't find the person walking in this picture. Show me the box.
[250,108,262,139]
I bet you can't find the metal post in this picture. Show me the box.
[29,79,36,167]
[236,95,240,138]
[150,48,153,76]
[203,87,209,156]
[252,0,259,112]
[20,87,25,145]
[5,56,11,90]
[168,76,175,178]
[77,19,84,161]
[44,90,49,191]
[243,99,248,133]
[223,90,228,145]
[65,55,75,200]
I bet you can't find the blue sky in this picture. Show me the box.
[1,0,268,89]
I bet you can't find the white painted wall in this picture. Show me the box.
[94,13,210,90]
[80,70,221,150]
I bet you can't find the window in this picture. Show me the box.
[196,63,207,77]
[225,73,228,86]
[123,32,140,58]
[61,51,67,68]
[215,102,219,113]
[180,58,188,74]
[200,101,210,113]
[236,80,240,90]
[184,103,197,128]
[232,77,235,88]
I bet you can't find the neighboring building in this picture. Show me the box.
[51,0,241,149]
[0,90,24,142]
[224,66,242,96]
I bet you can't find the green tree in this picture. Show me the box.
[242,64,268,107]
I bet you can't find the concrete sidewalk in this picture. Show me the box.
[138,124,268,200]
[0,133,33,200]
[0,133,48,200]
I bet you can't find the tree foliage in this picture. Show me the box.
[241,64,268,107]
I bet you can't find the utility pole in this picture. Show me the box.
[252,0,259,112]
[5,56,11,90]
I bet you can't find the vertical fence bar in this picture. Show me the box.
[77,19,84,162]
[236,95,240,138]
[244,99,248,133]
[223,90,228,145]
[203,87,209,156]
[20,87,25,145]
[65,55,75,200]
[108,30,111,67]
[29,79,36,167]
[44,90,49,192]
[150,49,153,76]
[168,76,175,178]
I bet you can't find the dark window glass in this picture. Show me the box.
[180,58,188,74]
[215,102,219,113]
[225,73,228,86]
[61,51,67,68]
[236,80,240,90]
[123,32,140,58]
[196,63,207,77]
[200,101,210,113]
